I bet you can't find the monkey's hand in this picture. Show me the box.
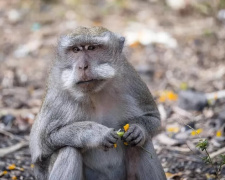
[101,129,119,150]
[122,124,146,146]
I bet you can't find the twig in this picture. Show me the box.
[205,148,219,178]
[210,147,225,159]
[156,133,179,146]
[171,153,202,163]
[0,129,23,141]
[165,146,190,152]
[0,141,28,157]
[173,106,192,119]
[140,146,152,158]
[206,90,225,100]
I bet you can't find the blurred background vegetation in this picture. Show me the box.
[1,0,225,179]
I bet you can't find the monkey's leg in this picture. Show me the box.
[49,147,83,180]
[126,140,166,180]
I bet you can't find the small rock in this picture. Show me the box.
[178,90,208,111]
[166,0,188,11]
[7,9,22,23]
[217,9,225,22]
[0,114,16,126]
[124,25,178,48]
[14,40,42,58]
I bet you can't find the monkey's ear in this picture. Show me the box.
[119,36,125,53]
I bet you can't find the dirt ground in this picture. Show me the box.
[1,0,225,179]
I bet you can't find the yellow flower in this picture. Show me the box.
[158,94,167,103]
[7,164,16,170]
[114,144,117,148]
[216,130,222,137]
[124,124,129,132]
[30,164,35,168]
[191,129,203,136]
[11,176,17,180]
[0,170,8,175]
[167,91,178,101]
[158,90,178,102]
[124,142,128,146]
[167,127,180,133]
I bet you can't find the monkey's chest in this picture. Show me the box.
[94,108,125,129]
[91,96,143,129]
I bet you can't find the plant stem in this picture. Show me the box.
[140,146,152,158]
[205,149,219,179]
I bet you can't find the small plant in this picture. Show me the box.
[196,139,208,151]
[181,121,225,179]
[218,154,225,172]
[196,139,214,169]
[196,138,225,179]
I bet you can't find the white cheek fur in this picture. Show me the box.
[93,64,115,79]
[61,69,74,89]
[61,69,85,99]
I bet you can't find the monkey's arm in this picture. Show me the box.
[130,107,161,136]
[30,119,118,164]
[122,65,161,146]
[48,121,118,150]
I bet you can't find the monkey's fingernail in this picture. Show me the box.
[124,124,129,132]
[124,142,128,146]
[114,144,117,148]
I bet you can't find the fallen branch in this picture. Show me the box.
[165,146,190,152]
[210,146,225,159]
[0,129,23,141]
[156,134,180,146]
[0,141,28,157]
[173,106,192,119]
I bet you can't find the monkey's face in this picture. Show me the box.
[60,44,116,94]
[57,28,125,97]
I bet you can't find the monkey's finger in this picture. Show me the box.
[103,141,115,148]
[125,131,140,142]
[109,131,119,141]
[129,135,142,146]
[106,135,118,144]
[103,146,110,151]
[132,128,142,139]
[123,127,140,142]
[111,131,119,139]
[122,126,136,139]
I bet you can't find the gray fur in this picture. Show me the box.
[29,26,166,180]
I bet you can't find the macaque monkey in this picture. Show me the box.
[30,26,166,180]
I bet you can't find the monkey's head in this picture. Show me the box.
[55,27,125,98]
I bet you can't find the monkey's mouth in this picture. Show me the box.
[76,79,103,84]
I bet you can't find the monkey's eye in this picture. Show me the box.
[87,45,96,51]
[72,47,80,53]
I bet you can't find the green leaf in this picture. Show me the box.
[196,139,208,151]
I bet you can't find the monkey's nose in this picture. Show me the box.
[79,64,88,70]
[78,61,89,71]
